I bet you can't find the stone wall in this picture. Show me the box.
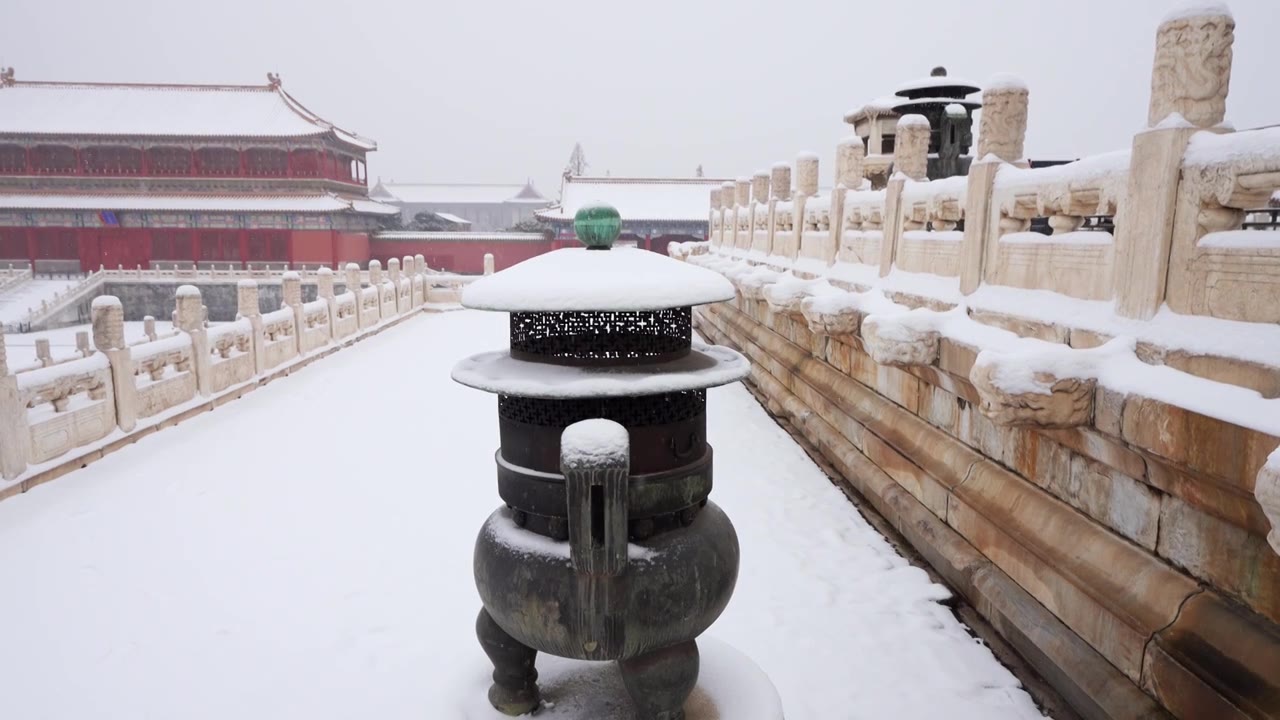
[0,256,470,495]
[676,7,1280,719]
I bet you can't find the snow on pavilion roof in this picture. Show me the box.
[373,182,548,205]
[462,245,735,312]
[0,77,376,150]
[0,191,398,214]
[536,177,731,223]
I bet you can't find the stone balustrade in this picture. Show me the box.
[676,6,1280,718]
[0,260,455,493]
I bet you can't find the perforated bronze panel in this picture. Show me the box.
[498,391,705,427]
[509,308,691,365]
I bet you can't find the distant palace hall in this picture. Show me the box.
[0,69,397,272]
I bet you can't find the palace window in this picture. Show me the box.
[0,145,26,173]
[0,228,27,259]
[198,231,241,263]
[149,147,192,176]
[83,146,143,176]
[151,230,194,260]
[31,145,77,174]
[33,228,78,259]
[291,149,322,178]
[246,231,288,262]
[196,147,240,176]
[246,148,288,177]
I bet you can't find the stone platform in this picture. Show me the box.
[455,638,785,719]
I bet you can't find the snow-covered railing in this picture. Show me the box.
[838,188,887,269]
[1167,125,1280,323]
[0,257,454,485]
[7,270,105,332]
[895,175,968,278]
[682,8,1280,719]
[0,266,32,294]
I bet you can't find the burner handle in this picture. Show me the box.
[561,419,630,578]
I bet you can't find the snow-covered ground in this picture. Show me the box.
[0,278,82,324]
[0,310,1045,719]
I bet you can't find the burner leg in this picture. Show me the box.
[476,608,540,715]
[618,640,699,720]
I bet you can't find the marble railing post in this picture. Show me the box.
[174,285,213,396]
[282,271,305,353]
[962,75,1030,295]
[734,178,751,248]
[769,162,792,256]
[721,181,736,248]
[402,256,417,307]
[415,254,426,276]
[369,260,385,320]
[92,296,135,432]
[752,171,770,205]
[0,330,29,480]
[345,263,364,330]
[837,136,865,189]
[317,266,338,332]
[894,115,931,182]
[709,188,721,246]
[387,258,404,313]
[1116,7,1234,319]
[484,253,495,276]
[237,280,266,373]
[795,153,819,263]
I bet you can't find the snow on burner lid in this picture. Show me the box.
[451,342,749,399]
[461,246,735,312]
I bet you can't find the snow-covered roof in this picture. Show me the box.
[374,231,546,242]
[461,246,735,312]
[537,177,731,223]
[432,212,472,225]
[0,77,376,150]
[452,342,749,399]
[894,75,980,96]
[372,182,547,205]
[844,96,902,123]
[0,192,398,214]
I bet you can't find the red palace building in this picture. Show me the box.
[0,69,397,273]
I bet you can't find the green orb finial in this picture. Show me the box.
[574,203,622,250]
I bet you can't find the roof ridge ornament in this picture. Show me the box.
[0,68,14,88]
[266,72,281,89]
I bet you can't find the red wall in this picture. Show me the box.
[333,232,370,267]
[369,239,556,274]
[290,230,336,267]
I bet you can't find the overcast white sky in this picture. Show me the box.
[4,0,1278,199]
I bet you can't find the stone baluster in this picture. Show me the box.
[388,258,404,314]
[173,285,213,396]
[709,188,722,245]
[92,296,135,432]
[0,330,28,479]
[282,272,306,353]
[837,136,866,190]
[344,263,364,329]
[75,331,91,358]
[415,254,426,276]
[1118,7,1235,320]
[976,77,1030,164]
[960,74,1030,294]
[237,280,266,374]
[143,315,157,342]
[35,338,52,368]
[894,115,931,182]
[484,253,495,276]
[369,259,382,286]
[316,266,338,337]
[771,162,792,202]
[796,153,819,198]
[734,179,751,248]
[752,171,770,205]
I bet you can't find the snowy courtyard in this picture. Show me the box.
[0,309,1045,719]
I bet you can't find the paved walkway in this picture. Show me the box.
[0,310,1046,719]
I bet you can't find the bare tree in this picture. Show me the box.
[565,142,588,176]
